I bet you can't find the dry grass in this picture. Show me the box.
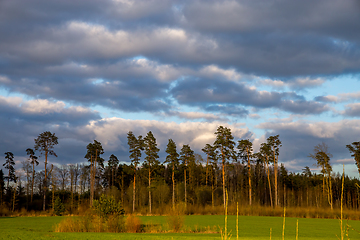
[166,203,185,232]
[125,215,142,233]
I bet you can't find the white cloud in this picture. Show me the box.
[21,99,66,114]
[199,65,243,81]
[82,117,251,152]
[0,75,11,84]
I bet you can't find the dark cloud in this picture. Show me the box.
[171,77,328,114]
[1,0,360,80]
[204,105,249,117]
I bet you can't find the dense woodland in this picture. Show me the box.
[1,126,360,215]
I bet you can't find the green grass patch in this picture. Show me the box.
[1,215,360,239]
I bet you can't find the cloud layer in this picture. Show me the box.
[0,0,359,175]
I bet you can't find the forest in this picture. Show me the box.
[1,126,360,216]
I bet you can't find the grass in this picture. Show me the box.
[1,215,360,239]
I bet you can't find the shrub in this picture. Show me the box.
[55,194,126,233]
[167,203,185,232]
[106,214,125,233]
[54,197,65,216]
[93,194,124,219]
[125,215,142,233]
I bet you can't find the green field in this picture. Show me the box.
[1,215,360,239]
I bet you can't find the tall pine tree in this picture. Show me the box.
[214,126,236,208]
[127,131,144,212]
[165,139,179,209]
[144,131,160,214]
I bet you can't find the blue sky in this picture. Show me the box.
[0,0,360,177]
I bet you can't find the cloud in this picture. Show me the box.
[315,91,360,104]
[0,96,100,126]
[171,77,328,115]
[257,119,360,170]
[259,77,325,90]
[343,103,360,117]
[165,110,226,122]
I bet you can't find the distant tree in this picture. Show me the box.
[346,141,360,176]
[69,163,80,212]
[84,140,104,207]
[309,142,333,209]
[3,152,16,189]
[34,131,58,211]
[180,144,195,208]
[143,131,160,214]
[26,148,38,203]
[238,139,254,205]
[21,160,32,208]
[108,154,119,187]
[0,169,4,206]
[266,135,281,207]
[127,131,144,212]
[165,139,179,209]
[213,126,236,208]
[257,143,273,207]
[202,144,214,186]
[58,165,69,191]
[202,143,218,207]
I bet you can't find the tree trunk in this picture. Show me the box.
[247,148,252,206]
[266,160,273,208]
[90,155,94,207]
[149,169,151,214]
[43,151,48,211]
[31,162,35,203]
[205,154,209,186]
[133,171,136,213]
[222,147,226,209]
[172,165,175,209]
[274,153,278,207]
[184,168,187,209]
[222,161,226,209]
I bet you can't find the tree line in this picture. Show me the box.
[1,126,360,215]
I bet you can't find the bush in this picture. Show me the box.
[125,215,142,233]
[167,203,185,232]
[93,194,124,219]
[54,197,65,216]
[55,194,126,233]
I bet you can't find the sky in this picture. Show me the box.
[1,0,360,177]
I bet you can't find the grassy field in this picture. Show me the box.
[1,215,360,239]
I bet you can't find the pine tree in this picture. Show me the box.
[346,142,360,176]
[127,131,144,212]
[144,131,160,214]
[3,152,16,189]
[84,140,104,207]
[257,143,273,207]
[34,131,58,211]
[214,126,236,208]
[180,144,195,208]
[165,139,179,209]
[108,154,119,187]
[267,135,281,207]
[309,142,333,209]
[238,139,253,206]
[26,148,38,203]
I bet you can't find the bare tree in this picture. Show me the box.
[58,165,69,191]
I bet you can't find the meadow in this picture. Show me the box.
[1,215,360,239]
